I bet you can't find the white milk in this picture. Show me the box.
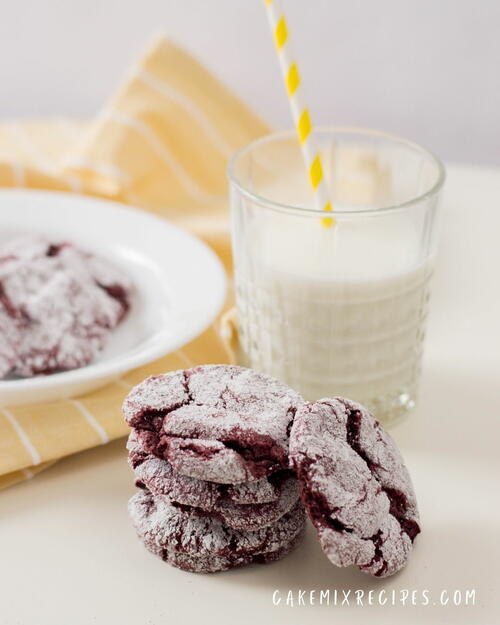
[234,214,432,422]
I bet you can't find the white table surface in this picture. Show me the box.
[1,164,499,625]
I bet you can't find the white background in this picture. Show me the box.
[0,0,498,165]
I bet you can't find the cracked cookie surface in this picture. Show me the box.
[0,235,130,377]
[128,431,299,529]
[123,365,304,483]
[128,489,306,559]
[289,397,420,578]
[145,526,305,573]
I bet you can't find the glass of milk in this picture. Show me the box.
[228,128,445,424]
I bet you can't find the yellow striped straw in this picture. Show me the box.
[263,0,334,227]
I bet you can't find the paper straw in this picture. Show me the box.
[264,0,334,227]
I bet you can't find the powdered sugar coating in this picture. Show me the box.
[0,308,21,377]
[124,370,188,425]
[336,397,420,536]
[289,397,420,578]
[128,430,291,508]
[166,437,251,483]
[146,473,299,531]
[128,489,306,558]
[144,527,305,573]
[228,478,283,505]
[201,477,299,530]
[0,235,131,377]
[123,365,304,483]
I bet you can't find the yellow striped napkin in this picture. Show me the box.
[0,37,268,490]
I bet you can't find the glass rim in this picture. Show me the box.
[227,126,446,217]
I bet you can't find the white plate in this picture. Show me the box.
[0,190,226,406]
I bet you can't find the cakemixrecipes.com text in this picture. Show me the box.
[271,588,477,608]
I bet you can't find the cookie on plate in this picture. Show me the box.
[0,235,131,377]
[0,307,21,377]
[289,397,420,578]
[123,365,304,483]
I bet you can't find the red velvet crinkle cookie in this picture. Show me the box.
[145,526,305,574]
[127,432,300,530]
[127,429,292,507]
[0,235,131,377]
[128,489,306,560]
[123,365,304,484]
[0,308,21,377]
[289,397,420,578]
[132,458,299,531]
[194,477,298,530]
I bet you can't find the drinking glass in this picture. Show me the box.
[228,128,445,424]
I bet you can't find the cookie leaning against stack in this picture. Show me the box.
[123,365,307,573]
[123,365,421,577]
[289,398,421,578]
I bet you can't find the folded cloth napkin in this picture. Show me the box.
[0,37,268,490]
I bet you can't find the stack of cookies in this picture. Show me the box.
[124,364,422,578]
[123,365,306,573]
